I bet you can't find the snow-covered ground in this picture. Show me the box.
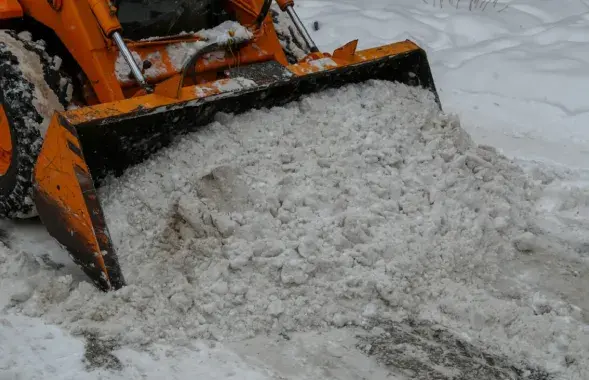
[300,0,589,170]
[2,1,589,379]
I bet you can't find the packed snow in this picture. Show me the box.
[2,0,589,379]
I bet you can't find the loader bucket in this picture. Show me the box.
[32,40,440,291]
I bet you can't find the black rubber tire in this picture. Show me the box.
[0,30,72,218]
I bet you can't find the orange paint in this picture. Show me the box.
[332,40,358,61]
[0,104,11,176]
[33,115,113,288]
[0,0,23,19]
[289,40,420,76]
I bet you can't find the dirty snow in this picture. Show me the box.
[114,51,169,83]
[0,298,284,380]
[3,80,587,379]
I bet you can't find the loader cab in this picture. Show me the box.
[116,0,229,40]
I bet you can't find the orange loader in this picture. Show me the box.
[0,0,440,291]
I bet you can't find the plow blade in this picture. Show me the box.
[32,40,440,291]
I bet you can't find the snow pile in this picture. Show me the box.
[5,80,589,377]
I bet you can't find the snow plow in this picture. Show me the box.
[0,0,440,291]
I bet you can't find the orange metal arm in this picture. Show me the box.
[86,0,122,36]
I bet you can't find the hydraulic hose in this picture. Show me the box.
[254,0,273,27]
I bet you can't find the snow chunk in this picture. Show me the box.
[213,78,258,93]
[513,231,539,252]
[195,21,253,44]
[267,299,284,317]
[309,58,338,71]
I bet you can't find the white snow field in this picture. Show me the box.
[2,1,589,379]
